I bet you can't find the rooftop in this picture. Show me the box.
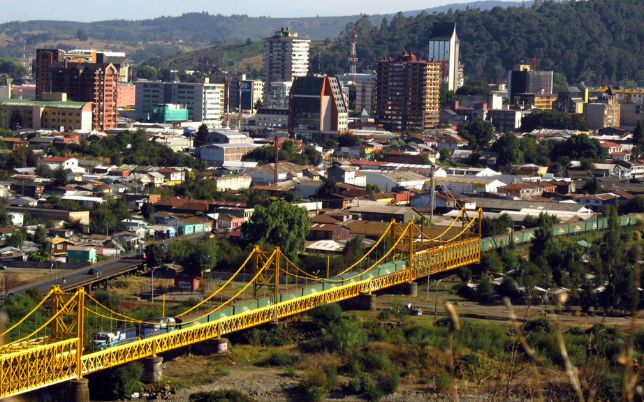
[0,99,88,109]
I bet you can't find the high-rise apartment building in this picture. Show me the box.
[428,22,463,92]
[263,27,310,101]
[44,61,119,131]
[584,88,621,129]
[288,74,348,138]
[375,52,441,131]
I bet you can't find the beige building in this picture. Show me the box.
[214,175,252,191]
[585,89,621,129]
[0,96,92,131]
[263,27,310,85]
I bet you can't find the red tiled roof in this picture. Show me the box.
[40,157,71,163]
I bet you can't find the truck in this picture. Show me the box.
[141,317,179,338]
[92,329,137,351]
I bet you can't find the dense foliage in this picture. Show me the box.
[521,111,588,131]
[243,200,311,258]
[314,0,644,85]
[242,141,322,166]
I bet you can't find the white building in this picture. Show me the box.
[364,171,428,191]
[254,108,289,129]
[213,175,252,191]
[263,27,310,87]
[264,81,293,109]
[135,80,225,127]
[37,157,79,171]
[428,22,462,91]
[173,82,225,128]
[199,143,256,165]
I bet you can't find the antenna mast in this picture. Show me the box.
[348,30,358,81]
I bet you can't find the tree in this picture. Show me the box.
[53,166,68,186]
[582,178,603,194]
[136,65,158,80]
[243,201,311,258]
[344,236,365,264]
[492,132,523,166]
[459,118,494,150]
[551,135,606,162]
[88,362,143,400]
[338,133,361,147]
[529,213,560,263]
[33,226,48,247]
[439,147,453,163]
[477,274,495,304]
[141,203,155,221]
[194,124,209,148]
[145,243,166,267]
[76,29,89,41]
[187,239,218,275]
[521,111,587,131]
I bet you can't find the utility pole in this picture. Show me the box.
[429,164,436,222]
[273,136,279,186]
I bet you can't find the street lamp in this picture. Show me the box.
[434,279,443,320]
[150,266,162,303]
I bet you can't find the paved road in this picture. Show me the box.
[9,256,144,294]
[7,233,209,296]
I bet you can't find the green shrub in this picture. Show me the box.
[257,351,300,367]
[309,303,342,330]
[375,367,399,394]
[598,371,622,402]
[324,317,368,353]
[189,389,256,402]
[300,367,335,402]
[435,369,452,392]
[362,373,383,401]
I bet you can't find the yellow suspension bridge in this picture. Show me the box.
[0,209,483,399]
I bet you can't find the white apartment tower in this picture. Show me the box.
[263,27,310,101]
[428,22,463,92]
[171,82,225,128]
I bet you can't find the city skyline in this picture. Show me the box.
[0,0,524,23]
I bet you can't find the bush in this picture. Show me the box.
[189,389,256,402]
[300,366,336,402]
[257,351,300,367]
[435,369,452,392]
[324,317,368,353]
[309,303,342,330]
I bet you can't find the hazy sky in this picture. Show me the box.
[1,0,522,22]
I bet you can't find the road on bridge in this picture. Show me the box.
[5,232,209,295]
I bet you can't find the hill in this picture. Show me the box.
[0,1,521,63]
[312,0,644,86]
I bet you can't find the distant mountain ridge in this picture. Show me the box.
[0,1,521,62]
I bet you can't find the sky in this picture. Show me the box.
[1,0,522,22]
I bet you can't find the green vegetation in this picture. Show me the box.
[242,141,322,166]
[145,238,219,275]
[315,0,644,84]
[242,200,311,258]
[0,58,27,78]
[190,390,256,402]
[521,110,588,131]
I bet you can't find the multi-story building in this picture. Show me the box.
[263,27,310,85]
[507,64,553,100]
[488,109,530,132]
[288,74,348,138]
[0,96,93,131]
[135,80,225,127]
[339,73,375,114]
[374,52,441,131]
[585,88,621,129]
[240,79,264,112]
[172,81,225,127]
[428,22,463,91]
[42,61,118,131]
[263,81,292,109]
[254,108,289,129]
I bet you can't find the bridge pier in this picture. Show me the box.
[142,356,163,383]
[341,294,376,311]
[380,281,418,297]
[193,337,229,355]
[70,378,89,402]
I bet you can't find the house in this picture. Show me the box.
[147,172,166,187]
[543,180,576,195]
[8,196,38,207]
[149,225,177,239]
[348,203,420,223]
[11,180,45,197]
[0,246,27,261]
[37,157,79,171]
[177,217,206,235]
[497,183,544,200]
[564,193,622,209]
[48,236,76,257]
[215,212,245,233]
[60,195,106,209]
[423,128,469,150]
[441,167,501,177]
[363,171,428,191]
[327,164,367,187]
[308,223,351,241]
[513,164,549,177]
[112,232,142,251]
[247,162,307,184]
[157,168,185,186]
[67,246,97,264]
[437,176,506,194]
[7,212,24,227]
[0,181,12,198]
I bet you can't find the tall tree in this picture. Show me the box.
[194,124,209,148]
[459,118,494,150]
[243,200,311,258]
